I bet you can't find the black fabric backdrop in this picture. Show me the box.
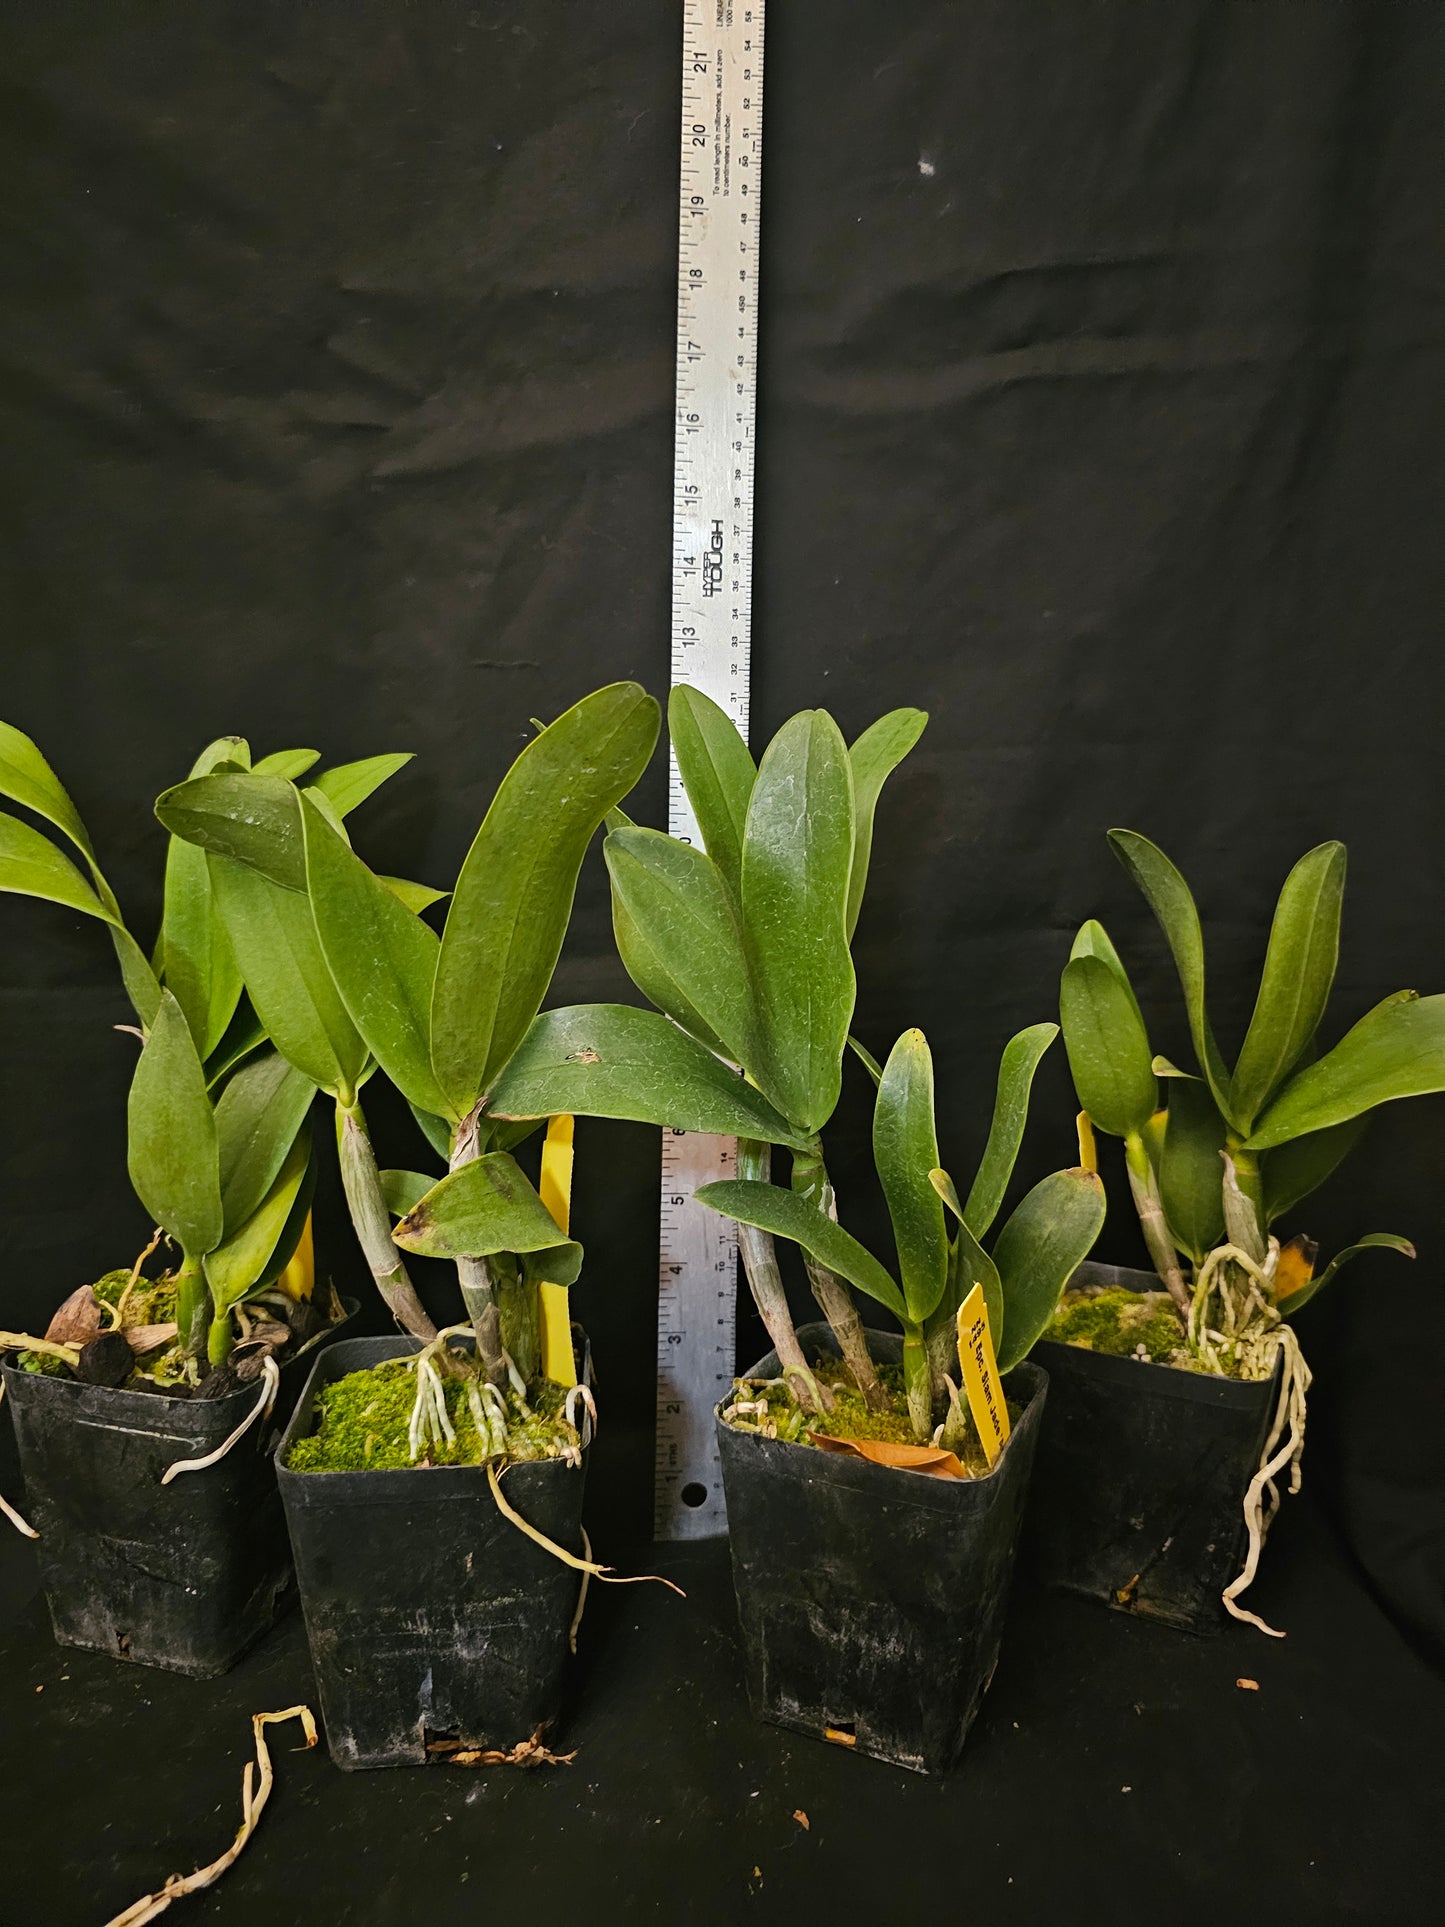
[2,0,1443,1668]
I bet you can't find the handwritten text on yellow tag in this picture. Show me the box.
[956,1282,1011,1469]
[538,1115,577,1389]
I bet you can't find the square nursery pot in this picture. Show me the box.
[2,1301,357,1677]
[276,1332,592,1771]
[717,1321,1047,1776]
[1028,1262,1281,1634]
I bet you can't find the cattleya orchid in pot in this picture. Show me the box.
[1054,829,1445,1630]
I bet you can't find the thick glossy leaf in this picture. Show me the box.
[0,810,116,922]
[610,885,734,1060]
[408,1103,454,1161]
[156,772,307,892]
[306,752,413,819]
[110,926,164,1027]
[302,793,452,1120]
[992,1167,1108,1372]
[208,853,369,1099]
[205,1128,313,1312]
[845,708,927,939]
[695,1179,906,1322]
[381,1169,435,1217]
[741,710,856,1133]
[205,1001,268,1089]
[1245,991,1445,1149]
[1281,1231,1414,1315]
[159,739,250,1056]
[930,1168,1004,1347]
[1230,842,1346,1131]
[126,989,223,1256]
[874,1030,949,1325]
[1070,920,1147,1028]
[0,720,99,865]
[380,876,449,914]
[1261,1114,1369,1224]
[214,1049,317,1234]
[961,1022,1058,1237]
[486,1004,810,1149]
[429,682,660,1117]
[847,1035,884,1085]
[251,749,320,778]
[1059,954,1157,1137]
[604,827,755,1067]
[394,1152,582,1283]
[1108,829,1235,1122]
[1157,1078,1227,1264]
[668,685,756,894]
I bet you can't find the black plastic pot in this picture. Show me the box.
[276,1333,591,1771]
[717,1321,1047,1776]
[1028,1262,1281,1634]
[2,1302,356,1677]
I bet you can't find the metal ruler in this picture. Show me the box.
[654,0,765,1540]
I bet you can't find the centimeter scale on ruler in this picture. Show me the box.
[655,0,765,1541]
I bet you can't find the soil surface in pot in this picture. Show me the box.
[284,1353,582,1472]
[13,1266,349,1400]
[723,1352,1021,1478]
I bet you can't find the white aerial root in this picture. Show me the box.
[0,1383,38,1538]
[161,1357,280,1485]
[407,1355,456,1461]
[569,1526,595,1653]
[486,1463,685,1597]
[103,1705,318,1926]
[1223,1321,1312,1638]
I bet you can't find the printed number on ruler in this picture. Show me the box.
[655,0,765,1541]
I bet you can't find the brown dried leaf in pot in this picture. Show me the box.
[45,1287,103,1348]
[123,1322,178,1354]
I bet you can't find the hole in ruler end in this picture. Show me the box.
[680,1482,709,1508]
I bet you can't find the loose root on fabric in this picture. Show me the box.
[103,1705,318,1926]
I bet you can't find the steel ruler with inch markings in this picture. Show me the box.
[654,0,765,1541]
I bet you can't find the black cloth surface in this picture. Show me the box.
[1,3,1443,1893]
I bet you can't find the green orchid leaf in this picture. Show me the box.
[741,710,856,1134]
[302,792,452,1121]
[609,885,735,1060]
[486,1004,810,1150]
[306,752,413,818]
[1229,842,1346,1131]
[394,1152,582,1281]
[962,1021,1058,1237]
[0,809,118,923]
[127,989,223,1257]
[158,741,251,1057]
[381,1168,443,1218]
[110,927,164,1028]
[1152,1055,1197,1078]
[379,876,450,915]
[408,1103,454,1161]
[213,1049,317,1235]
[519,1241,586,1290]
[1245,991,1445,1149]
[847,1035,884,1086]
[1108,830,1236,1123]
[1261,1114,1370,1225]
[1157,1077,1227,1265]
[992,1167,1108,1372]
[0,720,100,866]
[696,1178,906,1323]
[667,685,756,895]
[205,1128,314,1313]
[208,852,369,1100]
[204,1001,268,1089]
[429,682,660,1118]
[1059,953,1157,1137]
[156,772,308,892]
[251,749,320,779]
[845,708,927,939]
[604,826,755,1067]
[489,1115,545,1154]
[874,1029,949,1325]
[1069,919,1147,1025]
[930,1168,1005,1349]
[1282,1231,1415,1316]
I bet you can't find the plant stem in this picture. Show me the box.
[335,1099,437,1344]
[492,1255,540,1384]
[902,1323,932,1443]
[735,1138,821,1410]
[1124,1130,1191,1313]
[207,1315,234,1367]
[175,1255,211,1360]
[448,1108,508,1386]
[789,1144,888,1412]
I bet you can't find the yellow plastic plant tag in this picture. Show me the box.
[956,1282,1010,1469]
[538,1114,577,1389]
[276,1213,315,1302]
